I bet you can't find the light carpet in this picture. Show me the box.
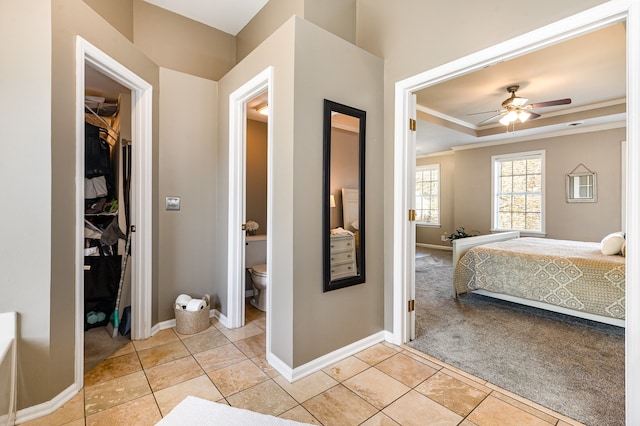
[156,396,312,426]
[408,249,625,426]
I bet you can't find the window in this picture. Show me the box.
[416,164,440,225]
[492,151,544,234]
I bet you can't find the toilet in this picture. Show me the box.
[248,264,267,311]
[245,235,267,311]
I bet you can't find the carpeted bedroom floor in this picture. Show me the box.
[408,247,625,426]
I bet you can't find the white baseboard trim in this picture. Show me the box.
[267,331,386,383]
[15,383,79,424]
[416,243,452,251]
[212,309,229,329]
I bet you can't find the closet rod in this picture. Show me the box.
[85,103,119,137]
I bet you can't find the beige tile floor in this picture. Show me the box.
[24,302,585,426]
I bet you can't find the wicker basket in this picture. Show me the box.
[174,294,210,335]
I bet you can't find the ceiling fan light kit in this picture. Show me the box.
[477,85,571,129]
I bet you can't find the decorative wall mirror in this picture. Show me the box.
[322,99,366,292]
[566,163,597,203]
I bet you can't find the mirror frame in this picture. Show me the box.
[322,99,366,292]
[566,172,597,203]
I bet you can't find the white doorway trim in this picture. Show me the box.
[75,37,153,387]
[227,68,273,347]
[392,1,639,423]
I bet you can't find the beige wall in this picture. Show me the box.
[218,17,383,367]
[0,0,164,410]
[305,0,356,45]
[246,120,268,234]
[355,0,610,331]
[236,0,357,61]
[453,128,625,242]
[236,0,304,61]
[416,153,454,247]
[217,18,297,364]
[292,18,384,366]
[0,0,53,409]
[158,68,218,321]
[132,0,236,81]
[82,0,134,41]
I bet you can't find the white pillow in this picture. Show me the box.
[601,232,625,255]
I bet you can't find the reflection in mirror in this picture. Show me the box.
[323,99,366,292]
[566,163,597,203]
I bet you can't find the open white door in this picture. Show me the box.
[408,94,417,341]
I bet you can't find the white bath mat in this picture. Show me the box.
[156,396,313,425]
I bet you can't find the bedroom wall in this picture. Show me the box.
[453,127,625,242]
[246,119,268,235]
[416,153,455,248]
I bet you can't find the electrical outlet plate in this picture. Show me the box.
[165,196,181,211]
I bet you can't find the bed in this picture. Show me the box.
[452,231,626,327]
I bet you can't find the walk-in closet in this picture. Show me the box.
[83,65,133,372]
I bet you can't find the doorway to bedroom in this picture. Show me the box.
[394,5,637,421]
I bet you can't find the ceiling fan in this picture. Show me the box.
[474,85,572,126]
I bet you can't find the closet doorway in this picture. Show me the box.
[75,37,153,388]
[83,65,132,373]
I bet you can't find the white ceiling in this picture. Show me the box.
[143,0,269,35]
[415,22,627,156]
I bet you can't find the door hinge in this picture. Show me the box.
[408,209,416,221]
[130,225,136,233]
[242,223,247,231]
[409,118,416,131]
[408,299,415,312]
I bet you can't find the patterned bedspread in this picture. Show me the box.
[453,237,626,319]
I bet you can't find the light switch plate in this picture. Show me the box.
[166,196,181,211]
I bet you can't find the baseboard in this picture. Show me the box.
[416,243,452,251]
[212,309,229,329]
[15,383,79,424]
[267,331,386,383]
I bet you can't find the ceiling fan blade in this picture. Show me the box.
[477,113,504,125]
[467,110,501,116]
[528,111,541,120]
[529,98,571,108]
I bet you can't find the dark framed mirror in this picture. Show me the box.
[322,99,366,292]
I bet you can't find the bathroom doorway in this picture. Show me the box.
[226,68,273,363]
[244,91,269,317]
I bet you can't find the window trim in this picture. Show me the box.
[415,164,440,226]
[490,150,545,235]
